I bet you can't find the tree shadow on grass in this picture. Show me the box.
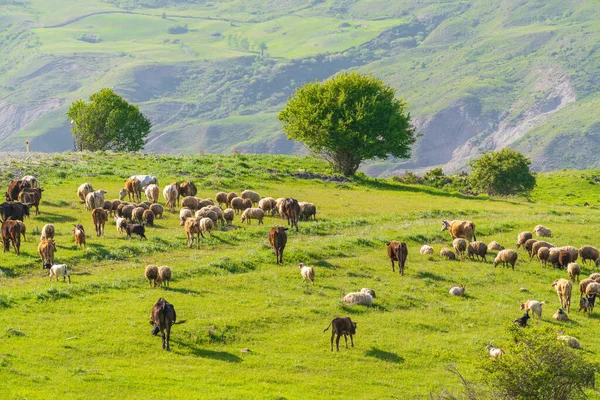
[340,303,388,314]
[314,260,337,269]
[172,340,242,363]
[365,347,404,364]
[32,212,78,223]
[416,271,448,282]
[161,287,202,295]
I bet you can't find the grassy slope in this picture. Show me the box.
[0,154,599,398]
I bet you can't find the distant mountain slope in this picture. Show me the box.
[1,0,599,174]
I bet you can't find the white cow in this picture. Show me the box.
[129,175,158,189]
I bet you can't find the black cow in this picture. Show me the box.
[0,202,30,222]
[323,316,357,351]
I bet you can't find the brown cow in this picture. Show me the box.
[73,224,86,249]
[38,239,56,266]
[441,220,477,241]
[6,179,30,201]
[268,226,288,264]
[124,178,142,202]
[282,198,300,231]
[91,208,108,237]
[2,220,21,255]
[150,298,185,351]
[323,317,357,352]
[18,188,43,215]
[387,241,408,276]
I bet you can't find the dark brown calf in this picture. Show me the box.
[282,198,300,231]
[2,220,21,255]
[387,240,408,275]
[19,188,43,215]
[268,226,288,264]
[150,298,185,351]
[323,317,357,352]
[124,178,142,202]
[91,208,108,237]
[6,179,30,202]
[120,221,147,240]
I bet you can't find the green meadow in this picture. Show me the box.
[0,153,599,399]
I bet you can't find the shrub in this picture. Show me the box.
[468,149,536,196]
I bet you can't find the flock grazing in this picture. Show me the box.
[2,173,598,356]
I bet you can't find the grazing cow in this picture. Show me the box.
[0,201,30,222]
[129,175,158,189]
[178,181,197,205]
[2,220,21,255]
[38,239,57,266]
[441,220,477,241]
[18,188,43,215]
[268,226,288,264]
[281,198,300,231]
[387,241,408,276]
[323,317,357,352]
[15,221,26,242]
[120,221,147,240]
[163,183,178,213]
[6,179,30,201]
[73,224,86,249]
[77,183,94,203]
[91,208,108,237]
[150,298,185,351]
[124,178,142,202]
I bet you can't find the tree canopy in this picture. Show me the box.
[67,88,151,152]
[468,149,536,195]
[278,72,416,176]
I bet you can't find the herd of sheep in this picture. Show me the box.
[2,174,599,355]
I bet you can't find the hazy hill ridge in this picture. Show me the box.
[1,0,599,174]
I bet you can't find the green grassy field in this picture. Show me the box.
[0,153,599,399]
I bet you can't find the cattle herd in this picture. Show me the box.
[2,175,597,354]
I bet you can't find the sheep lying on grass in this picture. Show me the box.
[553,308,569,321]
[420,245,434,255]
[440,247,456,261]
[534,225,552,237]
[343,288,374,305]
[449,285,465,297]
[487,241,505,251]
[486,343,505,359]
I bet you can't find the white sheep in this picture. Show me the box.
[77,183,94,202]
[534,224,552,237]
[179,207,193,226]
[258,197,277,213]
[493,249,518,270]
[40,224,55,241]
[486,343,505,359]
[557,333,581,349]
[223,208,235,225]
[343,291,373,306]
[487,241,505,251]
[420,245,434,255]
[145,184,159,203]
[199,217,214,237]
[241,208,265,225]
[449,285,466,297]
[114,216,126,234]
[298,263,315,285]
[520,300,544,318]
[48,264,71,283]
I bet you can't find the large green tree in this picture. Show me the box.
[278,72,416,177]
[468,148,536,195]
[67,88,151,152]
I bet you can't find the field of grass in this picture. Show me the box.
[0,153,599,399]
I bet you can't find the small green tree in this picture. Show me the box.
[278,72,416,176]
[67,88,151,152]
[468,149,536,195]
[258,41,268,56]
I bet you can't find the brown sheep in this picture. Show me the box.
[103,200,114,216]
[132,206,145,224]
[268,226,288,264]
[91,208,108,237]
[552,279,572,313]
[440,247,456,260]
[590,273,600,282]
[242,198,253,210]
[73,224,86,249]
[578,245,600,265]
[452,238,467,259]
[241,190,261,205]
[538,247,550,267]
[226,192,238,207]
[119,204,135,220]
[441,220,476,241]
[224,208,235,225]
[216,192,228,207]
[516,231,533,248]
[523,238,537,255]
[494,249,518,270]
[156,266,172,288]
[467,241,487,262]
[142,210,155,226]
[145,264,158,287]
[579,278,595,298]
[567,263,580,282]
[231,197,245,214]
[150,203,163,219]
[241,208,265,225]
[530,241,554,261]
[557,250,571,269]
[387,240,408,275]
[181,196,199,210]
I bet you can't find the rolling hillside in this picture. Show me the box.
[1,0,600,174]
